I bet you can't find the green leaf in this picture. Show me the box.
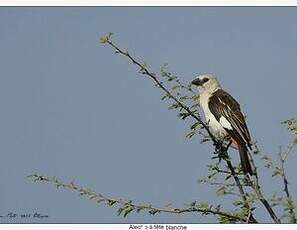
[178,112,190,120]
[185,131,195,139]
[99,36,108,43]
[260,155,269,160]
[190,122,199,130]
[107,32,113,39]
[200,138,210,144]
[196,202,209,210]
[233,200,243,207]
[282,118,297,135]
[117,207,124,216]
[236,207,249,219]
[179,95,189,101]
[139,63,147,71]
[171,85,180,90]
[190,201,196,207]
[272,167,282,177]
[107,200,117,206]
[96,198,105,203]
[123,206,134,217]
[216,186,226,196]
[99,32,113,44]
[224,174,232,181]
[136,206,145,213]
[168,103,179,110]
[149,208,160,215]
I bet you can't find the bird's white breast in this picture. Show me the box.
[199,92,229,140]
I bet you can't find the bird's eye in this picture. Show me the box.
[202,78,209,83]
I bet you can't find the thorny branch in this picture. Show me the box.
[102,35,261,223]
[104,37,216,144]
[27,174,246,222]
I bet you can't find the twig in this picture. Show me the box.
[246,208,252,223]
[279,146,296,223]
[225,158,258,223]
[208,182,239,188]
[246,151,281,223]
[105,39,216,143]
[27,174,246,222]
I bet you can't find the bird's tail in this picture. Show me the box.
[238,144,253,175]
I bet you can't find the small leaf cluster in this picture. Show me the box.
[282,118,297,145]
[282,118,297,135]
[99,32,113,44]
[159,64,201,122]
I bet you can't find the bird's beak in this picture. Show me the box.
[191,78,202,86]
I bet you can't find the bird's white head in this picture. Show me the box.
[191,73,221,93]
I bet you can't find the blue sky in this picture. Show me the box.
[0,7,296,223]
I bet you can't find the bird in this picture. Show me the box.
[191,73,253,175]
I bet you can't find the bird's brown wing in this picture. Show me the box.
[208,89,252,149]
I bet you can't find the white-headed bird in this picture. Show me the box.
[192,74,253,175]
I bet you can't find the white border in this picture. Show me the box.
[1,224,297,230]
[1,0,297,6]
[0,2,296,229]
